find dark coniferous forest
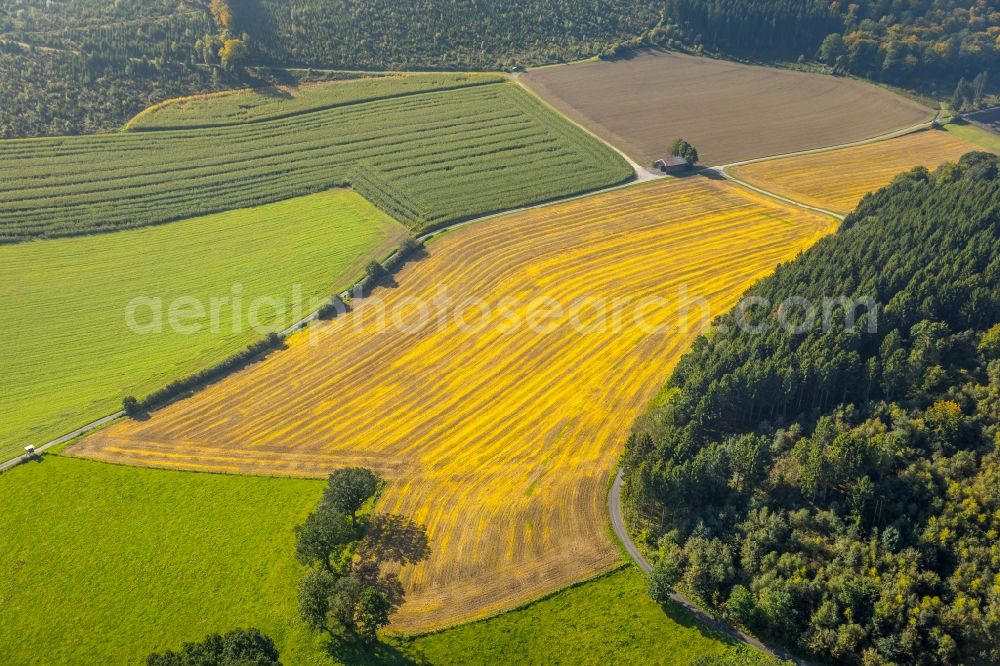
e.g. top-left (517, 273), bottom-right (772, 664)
top-left (624, 152), bottom-right (1000, 664)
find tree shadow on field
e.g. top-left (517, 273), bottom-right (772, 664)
top-left (358, 514), bottom-right (431, 566)
top-left (323, 514), bottom-right (432, 666)
top-left (654, 595), bottom-right (784, 658)
top-left (402, 246), bottom-right (429, 266)
top-left (375, 275), bottom-right (400, 290)
top-left (242, 68), bottom-right (296, 91)
top-left (255, 85), bottom-right (294, 99)
top-left (694, 167), bottom-right (726, 181)
top-left (326, 636), bottom-right (427, 666)
top-left (601, 45), bottom-right (673, 63)
top-left (364, 246), bottom-right (429, 294)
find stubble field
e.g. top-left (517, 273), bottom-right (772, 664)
top-left (71, 177), bottom-right (836, 631)
top-left (729, 129), bottom-right (988, 214)
top-left (521, 50), bottom-right (932, 166)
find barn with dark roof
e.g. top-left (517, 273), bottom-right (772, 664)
top-left (652, 156), bottom-right (691, 175)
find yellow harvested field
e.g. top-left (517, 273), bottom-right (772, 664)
top-left (71, 178), bottom-right (835, 631)
top-left (729, 129), bottom-right (986, 215)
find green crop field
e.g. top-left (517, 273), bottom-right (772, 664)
top-left (0, 456), bottom-right (755, 665)
top-left (0, 80), bottom-right (632, 241)
top-left (396, 567), bottom-right (762, 665)
top-left (126, 73), bottom-right (504, 130)
top-left (944, 121), bottom-right (1000, 154)
top-left (0, 457), bottom-right (328, 665)
top-left (0, 190), bottom-right (406, 460)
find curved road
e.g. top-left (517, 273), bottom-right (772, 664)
top-left (610, 469), bottom-right (810, 664)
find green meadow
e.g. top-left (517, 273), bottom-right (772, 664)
top-left (0, 456), bottom-right (754, 665)
top-left (943, 120), bottom-right (1000, 154)
top-left (0, 457), bottom-right (327, 665)
top-left (0, 190), bottom-right (405, 459)
top-left (399, 567), bottom-right (763, 665)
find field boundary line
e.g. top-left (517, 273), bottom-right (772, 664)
top-left (721, 111), bottom-right (941, 170)
top-left (124, 77), bottom-right (506, 132)
top-left (609, 469), bottom-right (812, 665)
top-left (509, 72), bottom-right (660, 182)
top-left (709, 112), bottom-right (946, 222)
top-left (0, 412), bottom-right (124, 474)
top-left (416, 175), bottom-right (656, 242)
top-left (1, 174), bottom-right (669, 474)
top-left (714, 169), bottom-right (845, 221)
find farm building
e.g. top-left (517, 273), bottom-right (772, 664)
top-left (653, 156), bottom-right (691, 175)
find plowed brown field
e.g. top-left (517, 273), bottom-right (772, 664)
top-left (729, 129), bottom-right (985, 214)
top-left (521, 50), bottom-right (932, 166)
top-left (71, 178), bottom-right (835, 631)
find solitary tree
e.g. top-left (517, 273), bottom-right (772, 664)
top-left (972, 71), bottom-right (989, 105)
top-left (322, 467), bottom-right (382, 527)
top-left (355, 586), bottom-right (392, 643)
top-left (122, 395), bottom-right (142, 418)
top-left (298, 567), bottom-right (337, 633)
top-left (669, 138), bottom-right (699, 166)
top-left (951, 77), bottom-right (973, 112)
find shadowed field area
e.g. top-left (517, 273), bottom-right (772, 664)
top-left (395, 567), bottom-right (772, 665)
top-left (521, 50), bottom-right (932, 166)
top-left (70, 177), bottom-right (835, 631)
